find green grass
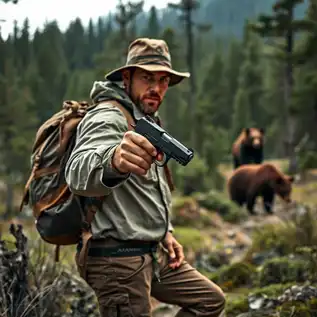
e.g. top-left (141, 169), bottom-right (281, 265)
top-left (173, 226), bottom-right (213, 252)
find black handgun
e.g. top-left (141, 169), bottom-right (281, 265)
top-left (133, 115), bottom-right (194, 167)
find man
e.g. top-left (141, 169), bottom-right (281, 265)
top-left (65, 38), bottom-right (225, 317)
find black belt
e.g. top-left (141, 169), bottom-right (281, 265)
top-left (77, 241), bottom-right (158, 257)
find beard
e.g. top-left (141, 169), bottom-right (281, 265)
top-left (135, 91), bottom-right (162, 115)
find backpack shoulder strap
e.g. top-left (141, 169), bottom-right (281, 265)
top-left (104, 100), bottom-right (135, 131)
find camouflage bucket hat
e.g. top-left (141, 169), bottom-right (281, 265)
top-left (105, 38), bottom-right (190, 86)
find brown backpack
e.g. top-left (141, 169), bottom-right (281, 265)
top-left (19, 99), bottom-right (174, 262)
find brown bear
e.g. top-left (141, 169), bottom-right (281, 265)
top-left (232, 128), bottom-right (265, 169)
top-left (227, 163), bottom-right (294, 215)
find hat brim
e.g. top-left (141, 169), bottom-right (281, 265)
top-left (105, 64), bottom-right (190, 86)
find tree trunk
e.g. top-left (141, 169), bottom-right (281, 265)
top-left (185, 6), bottom-right (196, 148)
top-left (284, 8), bottom-right (298, 174)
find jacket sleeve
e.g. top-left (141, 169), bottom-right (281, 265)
top-left (65, 103), bottom-right (130, 197)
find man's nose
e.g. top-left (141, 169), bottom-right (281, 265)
top-left (148, 82), bottom-right (160, 93)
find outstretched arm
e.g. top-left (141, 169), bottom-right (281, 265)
top-left (65, 103), bottom-right (130, 197)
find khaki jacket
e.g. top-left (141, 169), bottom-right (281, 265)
top-left (65, 80), bottom-right (173, 241)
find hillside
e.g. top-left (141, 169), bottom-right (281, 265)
top-left (133, 0), bottom-right (309, 38)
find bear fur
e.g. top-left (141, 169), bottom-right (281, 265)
top-left (227, 163), bottom-right (294, 215)
top-left (232, 128), bottom-right (265, 169)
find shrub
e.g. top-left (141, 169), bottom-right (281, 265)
top-left (209, 262), bottom-right (257, 291)
top-left (176, 154), bottom-right (209, 195)
top-left (244, 207), bottom-right (317, 261)
top-left (194, 190), bottom-right (248, 223)
top-left (173, 226), bottom-right (212, 254)
top-left (0, 223), bottom-right (99, 317)
top-left (259, 257), bottom-right (310, 287)
top-left (298, 150), bottom-right (317, 172)
top-left (171, 196), bottom-right (217, 228)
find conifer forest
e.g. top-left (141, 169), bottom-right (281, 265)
top-left (2, 0), bottom-right (317, 316)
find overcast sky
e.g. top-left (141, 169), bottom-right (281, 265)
top-left (0, 0), bottom-right (176, 39)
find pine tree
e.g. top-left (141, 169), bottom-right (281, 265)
top-left (168, 0), bottom-right (211, 147)
top-left (32, 21), bottom-right (68, 120)
top-left (14, 18), bottom-right (31, 70)
top-left (160, 27), bottom-right (187, 141)
top-left (144, 6), bottom-right (160, 38)
top-left (0, 57), bottom-right (38, 216)
top-left (96, 16), bottom-right (106, 51)
top-left (87, 18), bottom-right (97, 67)
top-left (262, 56), bottom-right (287, 157)
top-left (250, 0), bottom-right (309, 173)
top-left (93, 25), bottom-right (124, 79)
top-left (231, 28), bottom-right (264, 140)
top-left (231, 88), bottom-right (253, 142)
top-left (243, 32), bottom-right (264, 126)
top-left (208, 53), bottom-right (227, 128)
top-left (115, 0), bottom-right (144, 63)
top-left (63, 69), bottom-right (95, 101)
top-left (224, 39), bottom-right (244, 116)
top-left (292, 0), bottom-right (317, 147)
top-left (64, 18), bottom-right (88, 70)
top-left (197, 51), bottom-right (228, 142)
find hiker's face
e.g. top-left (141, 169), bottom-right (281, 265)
top-left (123, 68), bottom-right (170, 115)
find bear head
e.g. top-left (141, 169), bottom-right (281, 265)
top-left (272, 174), bottom-right (295, 203)
top-left (243, 128), bottom-right (265, 150)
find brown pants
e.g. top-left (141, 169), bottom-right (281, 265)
top-left (76, 239), bottom-right (225, 317)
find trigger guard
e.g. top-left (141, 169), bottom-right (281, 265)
top-left (154, 153), bottom-right (168, 167)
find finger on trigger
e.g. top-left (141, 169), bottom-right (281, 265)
top-left (156, 152), bottom-right (164, 161)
